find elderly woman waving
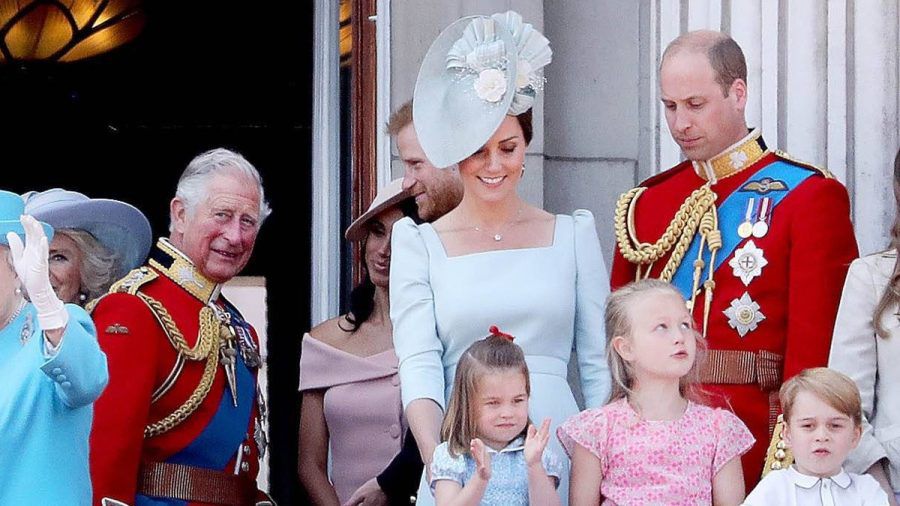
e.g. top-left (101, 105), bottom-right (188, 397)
top-left (0, 190), bottom-right (108, 505)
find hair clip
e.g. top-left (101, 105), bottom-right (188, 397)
top-left (488, 325), bottom-right (515, 342)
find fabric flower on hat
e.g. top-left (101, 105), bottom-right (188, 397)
top-left (445, 10), bottom-right (552, 115)
top-left (474, 68), bottom-right (508, 103)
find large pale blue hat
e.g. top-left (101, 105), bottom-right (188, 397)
top-left (22, 188), bottom-right (152, 272)
top-left (0, 190), bottom-right (53, 246)
top-left (413, 11), bottom-right (552, 168)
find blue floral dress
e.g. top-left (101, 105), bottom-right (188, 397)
top-left (430, 436), bottom-right (563, 504)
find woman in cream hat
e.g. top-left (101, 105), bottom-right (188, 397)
top-left (391, 11), bottom-right (610, 503)
top-left (0, 190), bottom-right (108, 504)
top-left (299, 179), bottom-right (422, 505)
top-left (23, 188), bottom-right (152, 306)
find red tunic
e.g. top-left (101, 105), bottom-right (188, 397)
top-left (89, 240), bottom-right (266, 506)
top-left (611, 147), bottom-right (858, 488)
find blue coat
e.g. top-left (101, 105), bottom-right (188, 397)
top-left (0, 303), bottom-right (108, 505)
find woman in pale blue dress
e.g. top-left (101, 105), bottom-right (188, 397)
top-left (390, 11), bottom-right (611, 503)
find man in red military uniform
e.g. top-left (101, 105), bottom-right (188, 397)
top-left (89, 148), bottom-right (274, 506)
top-left (610, 31), bottom-right (858, 489)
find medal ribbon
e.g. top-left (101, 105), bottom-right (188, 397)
top-left (670, 161), bottom-right (816, 300)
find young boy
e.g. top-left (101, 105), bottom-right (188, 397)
top-left (743, 368), bottom-right (888, 505)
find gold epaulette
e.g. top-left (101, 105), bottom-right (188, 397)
top-left (762, 414), bottom-right (794, 478)
top-left (86, 267), bottom-right (159, 314)
top-left (774, 150), bottom-right (834, 179)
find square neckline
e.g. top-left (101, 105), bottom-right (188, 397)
top-left (420, 214), bottom-right (563, 260)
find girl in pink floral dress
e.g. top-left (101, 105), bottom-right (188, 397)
top-left (557, 279), bottom-right (754, 505)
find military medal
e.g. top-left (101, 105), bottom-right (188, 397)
top-left (220, 325), bottom-right (239, 407)
top-left (724, 292), bottom-right (766, 337)
top-left (752, 197), bottom-right (771, 238)
top-left (738, 198), bottom-right (755, 238)
top-left (729, 240), bottom-right (768, 286)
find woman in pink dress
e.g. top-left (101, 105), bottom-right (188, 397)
top-left (298, 180), bottom-right (419, 505)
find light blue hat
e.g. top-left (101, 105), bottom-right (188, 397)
top-left (413, 11), bottom-right (552, 169)
top-left (0, 190), bottom-right (53, 246)
top-left (22, 189), bottom-right (152, 272)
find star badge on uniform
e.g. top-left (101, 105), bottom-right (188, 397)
top-left (724, 292), bottom-right (766, 337)
top-left (729, 240), bottom-right (768, 286)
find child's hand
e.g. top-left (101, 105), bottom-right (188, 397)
top-left (470, 438), bottom-right (492, 482)
top-left (524, 418), bottom-right (551, 467)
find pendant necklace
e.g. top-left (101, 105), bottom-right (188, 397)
top-left (474, 205), bottom-right (523, 242)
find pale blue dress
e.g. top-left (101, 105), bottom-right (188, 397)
top-left (390, 210), bottom-right (611, 504)
top-left (430, 436), bottom-right (563, 504)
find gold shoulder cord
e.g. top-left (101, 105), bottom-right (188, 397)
top-left (614, 184), bottom-right (721, 336)
top-left (141, 299), bottom-right (221, 438)
top-left (93, 268), bottom-right (223, 438)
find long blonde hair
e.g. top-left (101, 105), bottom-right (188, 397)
top-left (874, 149), bottom-right (900, 339)
top-left (441, 333), bottom-right (531, 457)
top-left (605, 279), bottom-right (707, 404)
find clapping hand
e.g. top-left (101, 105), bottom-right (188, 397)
top-left (524, 418), bottom-right (552, 467)
top-left (470, 438), bottom-right (492, 482)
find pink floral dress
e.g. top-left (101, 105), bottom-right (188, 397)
top-left (557, 398), bottom-right (754, 505)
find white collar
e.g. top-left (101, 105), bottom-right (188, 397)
top-left (789, 465), bottom-right (852, 490)
top-left (486, 435), bottom-right (526, 454)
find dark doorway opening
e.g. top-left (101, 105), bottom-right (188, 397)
top-left (0, 1), bottom-right (312, 503)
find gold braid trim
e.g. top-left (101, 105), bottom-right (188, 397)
top-left (137, 294), bottom-right (221, 438)
top-left (614, 184), bottom-right (718, 281)
top-left (144, 340), bottom-right (219, 438)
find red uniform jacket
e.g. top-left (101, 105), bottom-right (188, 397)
top-left (611, 140), bottom-right (858, 488)
top-left (90, 239), bottom-right (266, 506)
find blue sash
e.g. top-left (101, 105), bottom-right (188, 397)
top-left (670, 161), bottom-right (815, 299)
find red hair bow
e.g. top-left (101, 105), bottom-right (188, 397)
top-left (488, 325), bottom-right (515, 342)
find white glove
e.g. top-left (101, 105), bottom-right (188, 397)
top-left (6, 215), bottom-right (68, 331)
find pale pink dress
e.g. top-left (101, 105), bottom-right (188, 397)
top-left (557, 398), bottom-right (754, 506)
top-left (298, 334), bottom-right (407, 503)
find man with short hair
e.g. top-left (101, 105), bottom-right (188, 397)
top-left (611, 31), bottom-right (858, 487)
top-left (90, 148), bottom-right (274, 505)
top-left (387, 101), bottom-right (463, 222)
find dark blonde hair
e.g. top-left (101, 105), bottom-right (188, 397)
top-left (605, 279), bottom-right (706, 404)
top-left (441, 333), bottom-right (530, 457)
top-left (780, 367), bottom-right (862, 427)
top-left (386, 100), bottom-right (413, 137)
top-left (57, 229), bottom-right (122, 303)
top-left (874, 148), bottom-right (900, 339)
